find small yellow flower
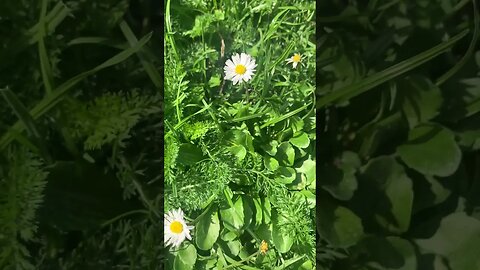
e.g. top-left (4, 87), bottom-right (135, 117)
top-left (260, 240), bottom-right (268, 255)
top-left (286, 53), bottom-right (302, 68)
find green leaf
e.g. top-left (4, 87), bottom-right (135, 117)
top-left (223, 129), bottom-right (254, 151)
top-left (296, 158), bottom-right (316, 186)
top-left (228, 145), bottom-right (247, 161)
top-left (320, 151), bottom-right (360, 201)
top-left (261, 140), bottom-right (278, 156)
top-left (262, 197), bottom-right (272, 224)
top-left (174, 244), bottom-right (197, 270)
top-left (272, 210), bottom-right (294, 253)
top-left (385, 237), bottom-right (417, 270)
top-left (177, 143), bottom-right (204, 165)
top-left (220, 196), bottom-right (244, 232)
top-left (397, 124), bottom-right (461, 177)
top-left (252, 198), bottom-right (263, 228)
top-left (361, 156), bottom-right (414, 233)
top-left (220, 230), bottom-right (237, 241)
top-left (415, 212), bottom-right (480, 270)
top-left (195, 207), bottom-right (220, 251)
top-left (412, 175), bottom-right (451, 213)
top-left (264, 156), bottom-right (280, 171)
top-left (318, 200), bottom-right (364, 248)
top-left (275, 166), bottom-right (296, 184)
top-left (208, 75), bottom-right (221, 88)
top-left (289, 132), bottom-right (310, 148)
top-left (275, 142), bottom-right (295, 166)
top-left (226, 240), bottom-right (241, 256)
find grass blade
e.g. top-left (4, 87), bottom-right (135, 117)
top-left (0, 88), bottom-right (51, 162)
top-left (119, 20), bottom-right (162, 89)
top-left (436, 0), bottom-right (479, 86)
top-left (260, 102), bottom-right (312, 129)
top-left (316, 28), bottom-right (469, 109)
top-left (38, 0), bottom-right (54, 95)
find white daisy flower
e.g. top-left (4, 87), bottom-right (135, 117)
top-left (286, 53), bottom-right (302, 68)
top-left (164, 208), bottom-right (193, 248)
top-left (224, 53), bottom-right (257, 85)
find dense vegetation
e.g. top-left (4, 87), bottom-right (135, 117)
top-left (164, 0), bottom-right (316, 269)
top-left (318, 0), bottom-right (480, 269)
top-left (0, 0), bottom-right (163, 269)
top-left (3, 0), bottom-right (480, 269)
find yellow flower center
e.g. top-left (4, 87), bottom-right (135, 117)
top-left (292, 54), bottom-right (301, 63)
top-left (170, 221), bottom-right (184, 234)
top-left (235, 64), bottom-right (247, 75)
top-left (260, 240), bottom-right (268, 255)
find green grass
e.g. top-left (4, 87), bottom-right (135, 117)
top-left (164, 0), bottom-right (315, 269)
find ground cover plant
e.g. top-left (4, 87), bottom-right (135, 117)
top-left (164, 0), bottom-right (316, 269)
top-left (0, 0), bottom-right (163, 268)
top-left (318, 0), bottom-right (480, 269)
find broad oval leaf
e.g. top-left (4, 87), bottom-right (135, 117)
top-left (264, 156), bottom-right (280, 171)
top-left (415, 212), bottom-right (480, 270)
top-left (228, 145), bottom-right (247, 161)
top-left (360, 156), bottom-right (414, 233)
top-left (275, 142), bottom-right (295, 166)
top-left (272, 210), bottom-right (294, 253)
top-left (318, 194), bottom-right (364, 248)
top-left (219, 196), bottom-right (244, 232)
top-left (397, 124), bottom-right (461, 177)
top-left (275, 166), bottom-right (296, 184)
top-left (174, 243), bottom-right (197, 270)
top-left (195, 207), bottom-right (220, 251)
top-left (289, 132), bottom-right (310, 148)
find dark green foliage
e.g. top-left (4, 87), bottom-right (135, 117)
top-left (0, 0), bottom-right (162, 268)
top-left (0, 147), bottom-right (48, 270)
top-left (318, 0), bottom-right (480, 269)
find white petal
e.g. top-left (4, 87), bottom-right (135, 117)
top-left (177, 234), bottom-right (186, 247)
top-left (240, 53), bottom-right (247, 65)
top-left (232, 54), bottom-right (240, 65)
top-left (225, 59), bottom-right (235, 69)
top-left (165, 236), bottom-right (175, 247)
top-left (293, 62), bottom-right (298, 68)
top-left (225, 71), bottom-right (235, 80)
